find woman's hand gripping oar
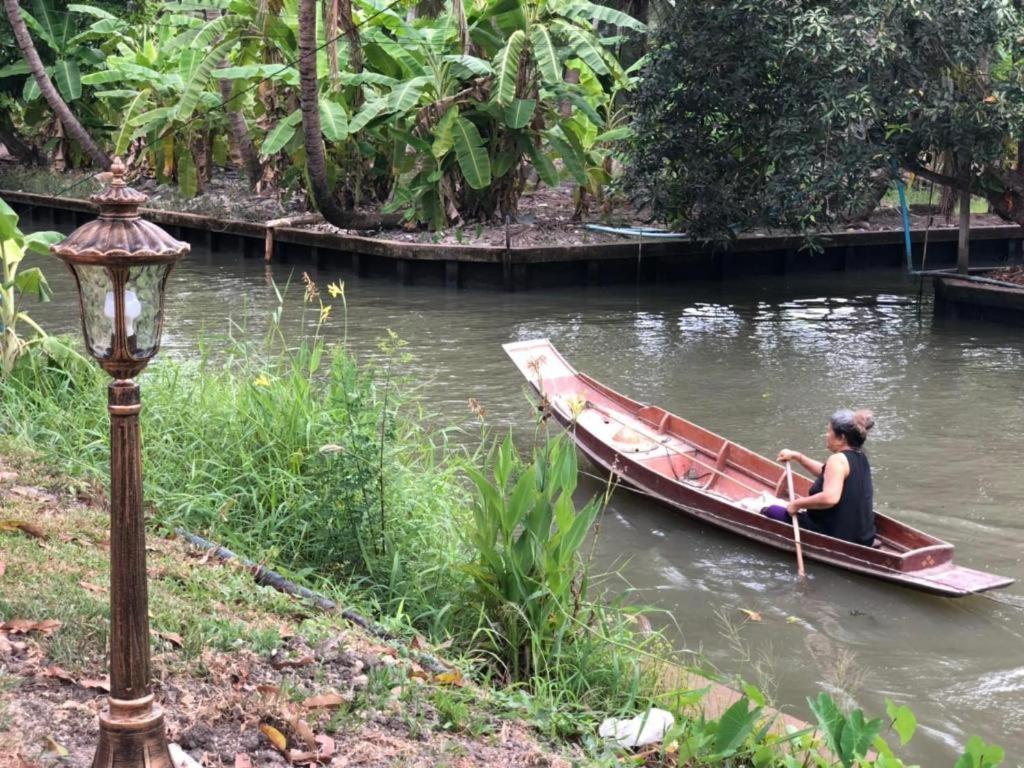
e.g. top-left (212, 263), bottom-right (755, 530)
top-left (785, 462), bottom-right (806, 578)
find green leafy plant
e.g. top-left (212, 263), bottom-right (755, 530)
top-left (808, 692), bottom-right (883, 768)
top-left (6, 0), bottom-right (641, 226)
top-left (463, 432), bottom-right (603, 683)
top-left (0, 197), bottom-right (61, 376)
top-left (954, 736), bottom-right (1005, 768)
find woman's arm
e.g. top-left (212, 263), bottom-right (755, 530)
top-left (788, 453), bottom-right (849, 514)
top-left (777, 449), bottom-right (824, 477)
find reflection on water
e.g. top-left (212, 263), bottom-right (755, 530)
top-left (21, 242), bottom-right (1024, 765)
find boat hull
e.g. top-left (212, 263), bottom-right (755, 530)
top-left (504, 339), bottom-right (1014, 597)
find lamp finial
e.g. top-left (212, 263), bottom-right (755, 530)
top-left (110, 156), bottom-right (127, 187)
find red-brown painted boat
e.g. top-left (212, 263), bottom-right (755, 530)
top-left (504, 339), bottom-right (1014, 597)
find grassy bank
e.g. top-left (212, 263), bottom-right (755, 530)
top-left (0, 450), bottom-right (572, 767)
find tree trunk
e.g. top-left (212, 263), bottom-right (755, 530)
top-left (843, 168), bottom-right (889, 222)
top-left (453, 0), bottom-right (469, 54)
top-left (338, 0), bottom-right (362, 73)
top-left (3, 0), bottom-right (109, 169)
top-left (206, 8), bottom-right (262, 188)
top-left (325, 0), bottom-right (340, 86)
top-left (0, 117), bottom-right (44, 165)
top-left (298, 0), bottom-right (350, 225)
top-left (218, 71), bottom-right (262, 187)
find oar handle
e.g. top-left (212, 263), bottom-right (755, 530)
top-left (785, 462), bottom-right (806, 578)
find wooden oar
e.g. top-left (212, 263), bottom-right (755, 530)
top-left (785, 462), bottom-right (806, 578)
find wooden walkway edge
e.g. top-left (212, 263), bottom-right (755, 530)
top-left (6, 188), bottom-right (1023, 290)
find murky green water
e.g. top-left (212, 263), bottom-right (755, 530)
top-left (23, 239), bottom-right (1024, 765)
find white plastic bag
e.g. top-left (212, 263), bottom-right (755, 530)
top-left (598, 707), bottom-right (675, 748)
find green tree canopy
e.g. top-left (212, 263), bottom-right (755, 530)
top-left (625, 0), bottom-right (1024, 238)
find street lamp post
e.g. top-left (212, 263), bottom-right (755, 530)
top-left (51, 157), bottom-right (190, 768)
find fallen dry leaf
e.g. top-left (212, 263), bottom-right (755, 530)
top-left (154, 630), bottom-right (184, 648)
top-left (315, 735), bottom-right (335, 758)
top-left (0, 619), bottom-right (61, 636)
top-left (290, 717), bottom-right (317, 752)
top-left (0, 470), bottom-right (19, 482)
top-left (234, 756), bottom-right (253, 768)
top-left (43, 737), bottom-right (68, 758)
top-left (432, 670), bottom-right (465, 687)
top-left (0, 519), bottom-right (47, 540)
top-left (168, 743), bottom-right (202, 768)
top-left (287, 749), bottom-right (319, 765)
top-left (0, 635), bottom-right (14, 655)
top-left (79, 676), bottom-right (111, 692)
top-left (738, 608), bottom-right (763, 622)
top-left (269, 653), bottom-right (314, 670)
top-left (302, 693), bottom-right (347, 710)
top-left (41, 666), bottom-right (76, 684)
top-left (256, 684), bottom-right (281, 697)
top-left (9, 487), bottom-right (57, 502)
top-left (259, 724), bottom-right (287, 753)
top-left (0, 561), bottom-right (5, 578)
top-left (79, 581), bottom-right (105, 595)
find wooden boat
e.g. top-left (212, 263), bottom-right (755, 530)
top-left (504, 339), bottom-right (1014, 597)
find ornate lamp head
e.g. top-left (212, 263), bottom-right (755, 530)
top-left (51, 158), bottom-right (190, 379)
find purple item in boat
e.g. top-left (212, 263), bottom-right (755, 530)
top-left (761, 504), bottom-right (790, 522)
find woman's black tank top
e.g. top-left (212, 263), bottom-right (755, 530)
top-left (803, 449), bottom-right (876, 546)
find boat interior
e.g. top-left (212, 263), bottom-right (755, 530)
top-left (564, 373), bottom-right (944, 558)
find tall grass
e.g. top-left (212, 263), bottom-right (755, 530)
top-left (0, 316), bottom-right (472, 632)
top-left (0, 302), bottom-right (664, 729)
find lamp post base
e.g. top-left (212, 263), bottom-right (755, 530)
top-left (92, 696), bottom-right (174, 768)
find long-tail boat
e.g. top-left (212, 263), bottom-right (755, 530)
top-left (504, 339), bottom-right (1014, 597)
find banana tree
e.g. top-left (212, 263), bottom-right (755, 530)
top-left (454, 0), bottom-right (644, 220)
top-left (79, 7), bottom-right (245, 196)
top-left (370, 0), bottom-right (643, 225)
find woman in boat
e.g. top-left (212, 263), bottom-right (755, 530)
top-left (772, 409), bottom-right (877, 546)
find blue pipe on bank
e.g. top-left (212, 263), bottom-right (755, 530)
top-left (891, 158), bottom-right (914, 273)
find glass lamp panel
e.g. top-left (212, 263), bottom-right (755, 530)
top-left (71, 265), bottom-right (115, 359)
top-left (125, 264), bottom-right (171, 359)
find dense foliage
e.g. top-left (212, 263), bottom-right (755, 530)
top-left (625, 0), bottom-right (1024, 237)
top-left (0, 0), bottom-right (642, 227)
top-left (0, 197), bottom-right (80, 375)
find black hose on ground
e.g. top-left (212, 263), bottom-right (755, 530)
top-left (173, 528), bottom-right (450, 673)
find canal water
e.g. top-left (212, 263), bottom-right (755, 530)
top-left (23, 241), bottom-right (1024, 765)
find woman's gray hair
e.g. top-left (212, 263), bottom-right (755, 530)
top-left (830, 408), bottom-right (875, 448)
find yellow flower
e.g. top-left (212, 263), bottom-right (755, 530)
top-left (319, 304), bottom-right (332, 323)
top-left (254, 374), bottom-right (271, 388)
top-left (567, 393), bottom-right (587, 421)
top-left (327, 281), bottom-right (345, 298)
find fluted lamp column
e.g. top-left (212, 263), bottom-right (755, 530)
top-left (50, 157), bottom-right (190, 768)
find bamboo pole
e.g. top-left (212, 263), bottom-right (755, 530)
top-left (786, 462), bottom-right (806, 578)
